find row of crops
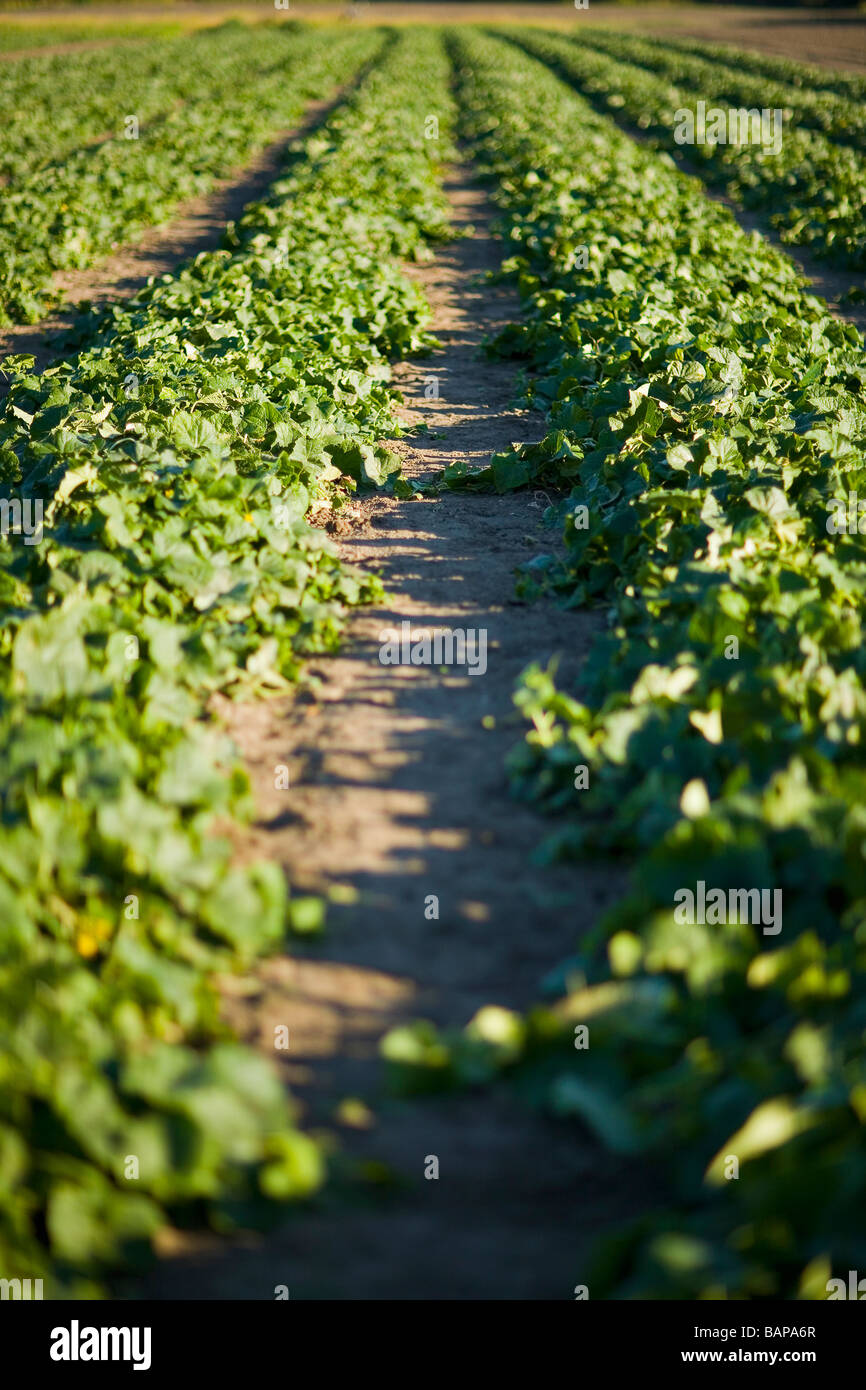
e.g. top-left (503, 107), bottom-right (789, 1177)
top-left (2, 17), bottom-right (865, 1298)
top-left (0, 20), bottom-right (356, 323)
top-left (4, 15), bottom-right (864, 326)
top-left (398, 28), bottom-right (866, 1298)
top-left (504, 26), bottom-right (866, 271)
top-left (628, 30), bottom-right (866, 105)
top-left (569, 26), bottom-right (866, 148)
top-left (0, 17), bottom-right (183, 53)
top-left (0, 25), bottom-right (454, 1294)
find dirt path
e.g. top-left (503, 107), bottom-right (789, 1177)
top-left (128, 168), bottom-right (652, 1301)
top-left (127, 130), bottom-right (865, 1305)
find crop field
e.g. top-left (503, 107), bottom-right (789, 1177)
top-left (1, 3), bottom-right (866, 1336)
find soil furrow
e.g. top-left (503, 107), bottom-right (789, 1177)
top-left (130, 165), bottom-right (650, 1302)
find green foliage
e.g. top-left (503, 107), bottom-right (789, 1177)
top-left (508, 26), bottom-right (866, 272)
top-left (0, 18), bottom-right (183, 51)
top-left (0, 22), bottom-right (368, 324)
top-left (573, 27), bottom-right (866, 152)
top-left (0, 26), bottom-right (455, 1291)
top-left (634, 30), bottom-right (866, 107)
top-left (424, 27), bottom-right (866, 1300)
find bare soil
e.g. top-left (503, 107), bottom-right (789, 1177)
top-left (326, 3), bottom-right (866, 72)
top-left (595, 4), bottom-right (866, 72)
top-left (129, 170), bottom-right (651, 1301)
top-left (3, 6), bottom-right (864, 72)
